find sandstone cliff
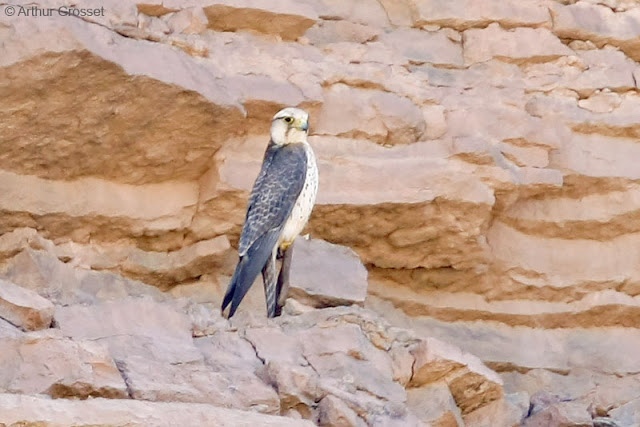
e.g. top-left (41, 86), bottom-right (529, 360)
top-left (1, 0), bottom-right (639, 426)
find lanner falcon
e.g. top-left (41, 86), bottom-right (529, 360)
top-left (221, 107), bottom-right (319, 318)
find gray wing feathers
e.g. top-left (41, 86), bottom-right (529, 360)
top-left (238, 143), bottom-right (308, 256)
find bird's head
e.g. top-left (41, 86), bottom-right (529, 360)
top-left (270, 107), bottom-right (310, 146)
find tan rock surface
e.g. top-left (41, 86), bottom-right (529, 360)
top-left (463, 24), bottom-right (573, 65)
top-left (378, 28), bottom-right (464, 67)
top-left (0, 239), bottom-right (505, 423)
top-left (55, 297), bottom-right (200, 363)
top-left (0, 393), bottom-right (312, 427)
top-left (406, 382), bottom-right (464, 426)
top-left (610, 398), bottom-right (640, 427)
top-left (202, 1), bottom-right (317, 41)
top-left (551, 2), bottom-right (640, 61)
top-left (408, 0), bottom-right (551, 30)
top-left (317, 394), bottom-right (363, 427)
top-left (409, 337), bottom-right (503, 414)
top-left (0, 331), bottom-right (127, 399)
top-left (314, 83), bottom-right (426, 145)
top-left (0, 227), bottom-right (53, 260)
top-left (464, 392), bottom-right (529, 427)
top-left (119, 236), bottom-right (233, 289)
top-left (0, 278), bottom-right (53, 331)
top-left (1, 248), bottom-right (166, 305)
top-left (118, 355), bottom-right (281, 412)
top-left (523, 399), bottom-right (593, 427)
top-left (0, 48), bottom-right (243, 183)
top-left (287, 237), bottom-right (368, 308)
top-left (1, 0), bottom-right (640, 424)
top-left (245, 305), bottom-right (501, 424)
top-left (0, 317), bottom-right (23, 339)
top-left (0, 170), bottom-right (198, 248)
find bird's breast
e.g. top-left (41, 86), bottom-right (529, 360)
top-left (279, 144), bottom-right (318, 247)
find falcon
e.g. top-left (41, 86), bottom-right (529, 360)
top-left (221, 107), bottom-right (318, 318)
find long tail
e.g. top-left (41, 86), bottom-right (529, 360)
top-left (274, 245), bottom-right (294, 317)
top-left (261, 249), bottom-right (278, 318)
top-left (221, 230), bottom-right (280, 318)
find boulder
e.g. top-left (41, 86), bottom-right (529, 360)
top-left (0, 278), bottom-right (53, 331)
top-left (287, 237), bottom-right (368, 309)
top-left (0, 331), bottom-right (127, 399)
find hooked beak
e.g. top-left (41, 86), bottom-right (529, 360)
top-left (300, 120), bottom-right (309, 132)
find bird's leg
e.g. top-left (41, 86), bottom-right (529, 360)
top-left (275, 245), bottom-right (294, 317)
top-left (261, 248), bottom-right (278, 318)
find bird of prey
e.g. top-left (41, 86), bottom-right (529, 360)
top-left (221, 107), bottom-right (318, 318)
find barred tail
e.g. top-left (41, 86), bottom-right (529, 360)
top-left (221, 230), bottom-right (280, 318)
top-left (261, 249), bottom-right (278, 318)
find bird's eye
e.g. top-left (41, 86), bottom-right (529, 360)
top-left (284, 117), bottom-right (293, 123)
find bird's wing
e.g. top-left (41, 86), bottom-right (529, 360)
top-left (221, 142), bottom-right (308, 318)
top-left (238, 142), bottom-right (308, 257)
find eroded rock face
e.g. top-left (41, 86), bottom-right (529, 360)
top-left (1, 0), bottom-right (639, 424)
top-left (0, 393), bottom-right (311, 427)
top-left (0, 247), bottom-right (503, 424)
top-left (0, 278), bottom-right (53, 331)
top-left (0, 331), bottom-right (128, 399)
